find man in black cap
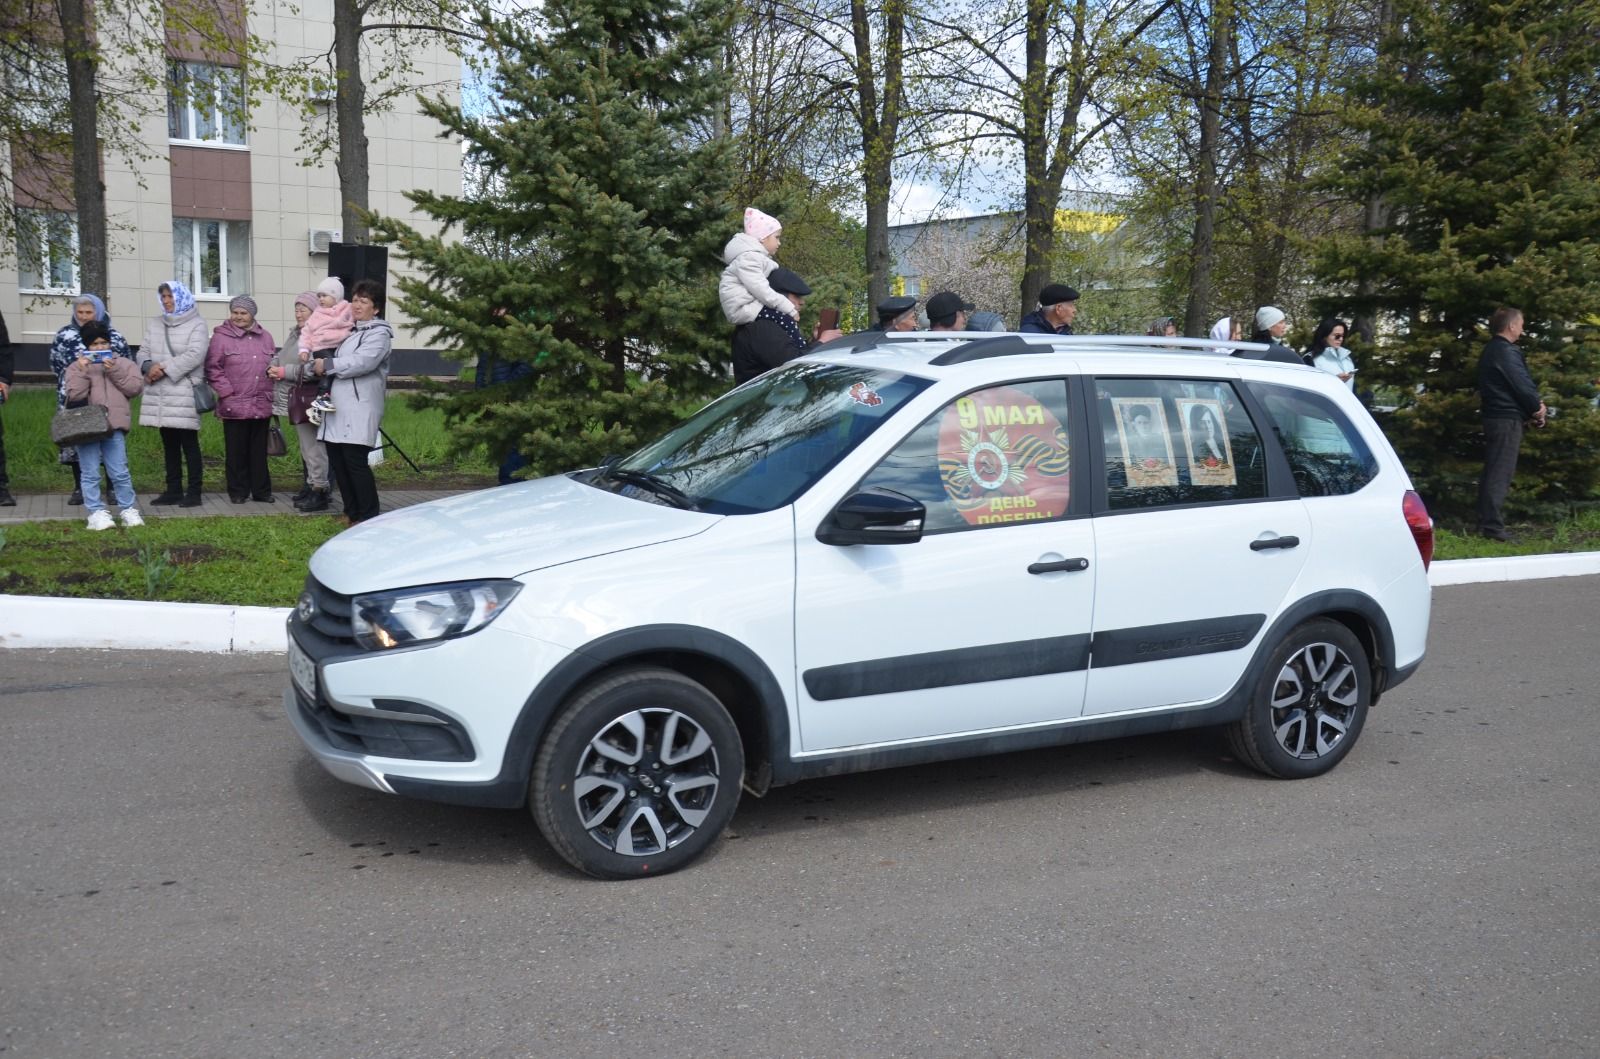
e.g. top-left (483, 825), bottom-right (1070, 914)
top-left (874, 295), bottom-right (919, 332)
top-left (731, 267), bottom-right (843, 384)
top-left (1020, 283), bottom-right (1079, 335)
top-left (926, 291), bottom-right (974, 332)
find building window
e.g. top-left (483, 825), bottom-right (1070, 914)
top-left (167, 61), bottom-right (247, 146)
top-left (173, 218), bottom-right (250, 296)
top-left (16, 208), bottom-right (79, 292)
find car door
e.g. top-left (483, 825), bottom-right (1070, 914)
top-left (791, 377), bottom-right (1096, 752)
top-left (1083, 375), bottom-right (1310, 715)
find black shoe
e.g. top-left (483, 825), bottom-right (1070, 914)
top-left (0, 488), bottom-right (14, 507)
top-left (290, 483), bottom-right (312, 503)
top-left (230, 494), bottom-right (249, 504)
top-left (1477, 528), bottom-right (1513, 542)
top-left (253, 494), bottom-right (276, 503)
top-left (151, 491), bottom-right (183, 506)
top-left (68, 487), bottom-right (83, 506)
top-left (179, 493), bottom-right (203, 508)
top-left (295, 488), bottom-right (332, 513)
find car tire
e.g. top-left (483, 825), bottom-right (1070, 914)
top-left (1228, 618), bottom-right (1370, 779)
top-left (530, 666), bottom-right (744, 879)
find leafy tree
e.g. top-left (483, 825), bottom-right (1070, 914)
top-left (370, 0), bottom-right (736, 476)
top-left (1314, 0), bottom-right (1600, 519)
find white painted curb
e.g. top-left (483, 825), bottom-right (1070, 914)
top-left (1427, 550), bottom-right (1600, 586)
top-left (1, 551), bottom-right (1596, 653)
top-left (0, 594), bottom-right (290, 653)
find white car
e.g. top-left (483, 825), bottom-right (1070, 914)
top-left (285, 334), bottom-right (1433, 878)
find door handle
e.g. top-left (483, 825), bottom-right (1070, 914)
top-left (1250, 535), bottom-right (1301, 551)
top-left (1028, 557), bottom-right (1090, 574)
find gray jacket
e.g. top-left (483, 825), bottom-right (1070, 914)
top-left (316, 318), bottom-right (393, 447)
top-left (137, 307), bottom-right (210, 431)
top-left (271, 325), bottom-right (308, 416)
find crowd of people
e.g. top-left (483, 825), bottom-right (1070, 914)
top-left (6, 278), bottom-right (393, 530)
top-left (0, 209), bottom-right (1549, 543)
top-left (718, 207), bottom-right (1367, 389)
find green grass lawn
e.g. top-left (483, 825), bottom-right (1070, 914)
top-left (1432, 507), bottom-right (1600, 559)
top-left (1, 386), bottom-right (496, 493)
top-left (0, 516), bottom-right (343, 607)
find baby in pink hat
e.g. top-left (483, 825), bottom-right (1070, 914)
top-left (719, 207), bottom-right (799, 325)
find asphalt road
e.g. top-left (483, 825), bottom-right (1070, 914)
top-left (2, 576), bottom-right (1597, 1059)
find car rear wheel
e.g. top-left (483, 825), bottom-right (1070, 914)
top-left (530, 667), bottom-right (744, 879)
top-left (1229, 618), bottom-right (1370, 779)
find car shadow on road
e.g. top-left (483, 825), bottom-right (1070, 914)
top-left (726, 728), bottom-right (1254, 839)
top-left (289, 756), bottom-right (578, 876)
top-left (286, 728), bottom-right (1257, 877)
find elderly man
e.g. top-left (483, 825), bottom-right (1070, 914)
top-left (874, 295), bottom-right (919, 332)
top-left (926, 291), bottom-right (974, 332)
top-left (1475, 306), bottom-right (1545, 541)
top-left (731, 268), bottom-right (843, 384)
top-left (1019, 284), bottom-right (1079, 335)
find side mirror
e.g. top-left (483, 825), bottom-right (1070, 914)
top-left (816, 488), bottom-right (925, 546)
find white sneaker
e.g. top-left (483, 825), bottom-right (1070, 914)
top-left (86, 509), bottom-right (115, 531)
top-left (307, 394), bottom-right (335, 426)
top-left (120, 508), bottom-right (145, 527)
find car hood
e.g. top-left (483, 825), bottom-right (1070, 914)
top-left (309, 474), bottom-right (722, 595)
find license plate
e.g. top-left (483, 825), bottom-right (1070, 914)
top-left (288, 638), bottom-right (318, 700)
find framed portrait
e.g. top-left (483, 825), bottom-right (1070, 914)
top-left (1176, 398), bottom-right (1236, 486)
top-left (1110, 397), bottom-right (1178, 488)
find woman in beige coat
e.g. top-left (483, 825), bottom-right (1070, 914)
top-left (138, 281), bottom-right (209, 505)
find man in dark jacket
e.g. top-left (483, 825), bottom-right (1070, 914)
top-left (732, 268), bottom-right (842, 384)
top-left (0, 309), bottom-right (14, 505)
top-left (1019, 284), bottom-right (1079, 334)
top-left (1476, 306), bottom-right (1545, 541)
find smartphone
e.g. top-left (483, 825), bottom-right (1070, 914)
top-left (817, 308), bottom-right (840, 331)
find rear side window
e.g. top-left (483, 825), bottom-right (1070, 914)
top-left (1246, 381), bottom-right (1379, 496)
top-left (1096, 378), bottom-right (1268, 510)
top-left (857, 379), bottom-right (1073, 534)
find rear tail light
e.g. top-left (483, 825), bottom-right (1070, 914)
top-left (1403, 490), bottom-right (1433, 569)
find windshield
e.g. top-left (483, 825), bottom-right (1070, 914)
top-left (604, 362), bottom-right (932, 514)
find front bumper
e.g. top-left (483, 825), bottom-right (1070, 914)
top-left (283, 613), bottom-right (575, 796)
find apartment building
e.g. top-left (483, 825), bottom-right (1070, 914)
top-left (4, 0), bottom-right (460, 372)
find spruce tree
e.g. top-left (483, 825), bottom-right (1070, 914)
top-left (370, 0), bottom-right (735, 475)
top-left (1313, 0), bottom-right (1600, 521)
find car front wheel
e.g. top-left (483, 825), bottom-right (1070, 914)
top-left (530, 667), bottom-right (744, 879)
top-left (1229, 618), bottom-right (1370, 779)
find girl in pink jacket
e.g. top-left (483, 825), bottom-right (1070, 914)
top-left (298, 277), bottom-right (355, 356)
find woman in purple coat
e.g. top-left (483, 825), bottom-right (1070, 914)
top-left (205, 295), bottom-right (278, 502)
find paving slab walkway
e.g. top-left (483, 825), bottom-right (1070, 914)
top-left (0, 487), bottom-right (473, 526)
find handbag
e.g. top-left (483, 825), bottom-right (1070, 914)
top-left (193, 380), bottom-right (219, 414)
top-left (286, 377), bottom-right (318, 425)
top-left (266, 416), bottom-right (288, 457)
top-left (51, 404), bottom-right (114, 447)
top-left (163, 326), bottom-right (218, 414)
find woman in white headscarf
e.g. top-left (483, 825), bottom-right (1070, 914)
top-left (139, 281), bottom-right (209, 505)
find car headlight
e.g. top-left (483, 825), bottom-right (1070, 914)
top-left (350, 580), bottom-right (522, 651)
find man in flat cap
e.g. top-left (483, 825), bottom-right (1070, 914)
top-left (874, 295), bottom-right (919, 332)
top-left (731, 267), bottom-right (843, 384)
top-left (1020, 283), bottom-right (1079, 335)
top-left (926, 291), bottom-right (974, 332)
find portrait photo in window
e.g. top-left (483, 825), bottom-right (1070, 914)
top-left (1176, 398), bottom-right (1236, 487)
top-left (1110, 396), bottom-right (1177, 488)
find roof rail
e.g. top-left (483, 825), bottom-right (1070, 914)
top-left (808, 331), bottom-right (966, 355)
top-left (930, 334), bottom-right (1269, 366)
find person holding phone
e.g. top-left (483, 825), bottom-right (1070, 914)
top-left (1309, 317), bottom-right (1357, 388)
top-left (731, 268), bottom-right (843, 385)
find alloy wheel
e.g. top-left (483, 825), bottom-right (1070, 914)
top-left (1269, 641), bottom-right (1361, 760)
top-left (572, 708), bottom-right (722, 857)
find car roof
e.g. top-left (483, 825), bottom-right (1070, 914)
top-left (800, 332), bottom-right (1316, 381)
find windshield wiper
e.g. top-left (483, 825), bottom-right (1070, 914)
top-left (605, 466), bottom-right (698, 510)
